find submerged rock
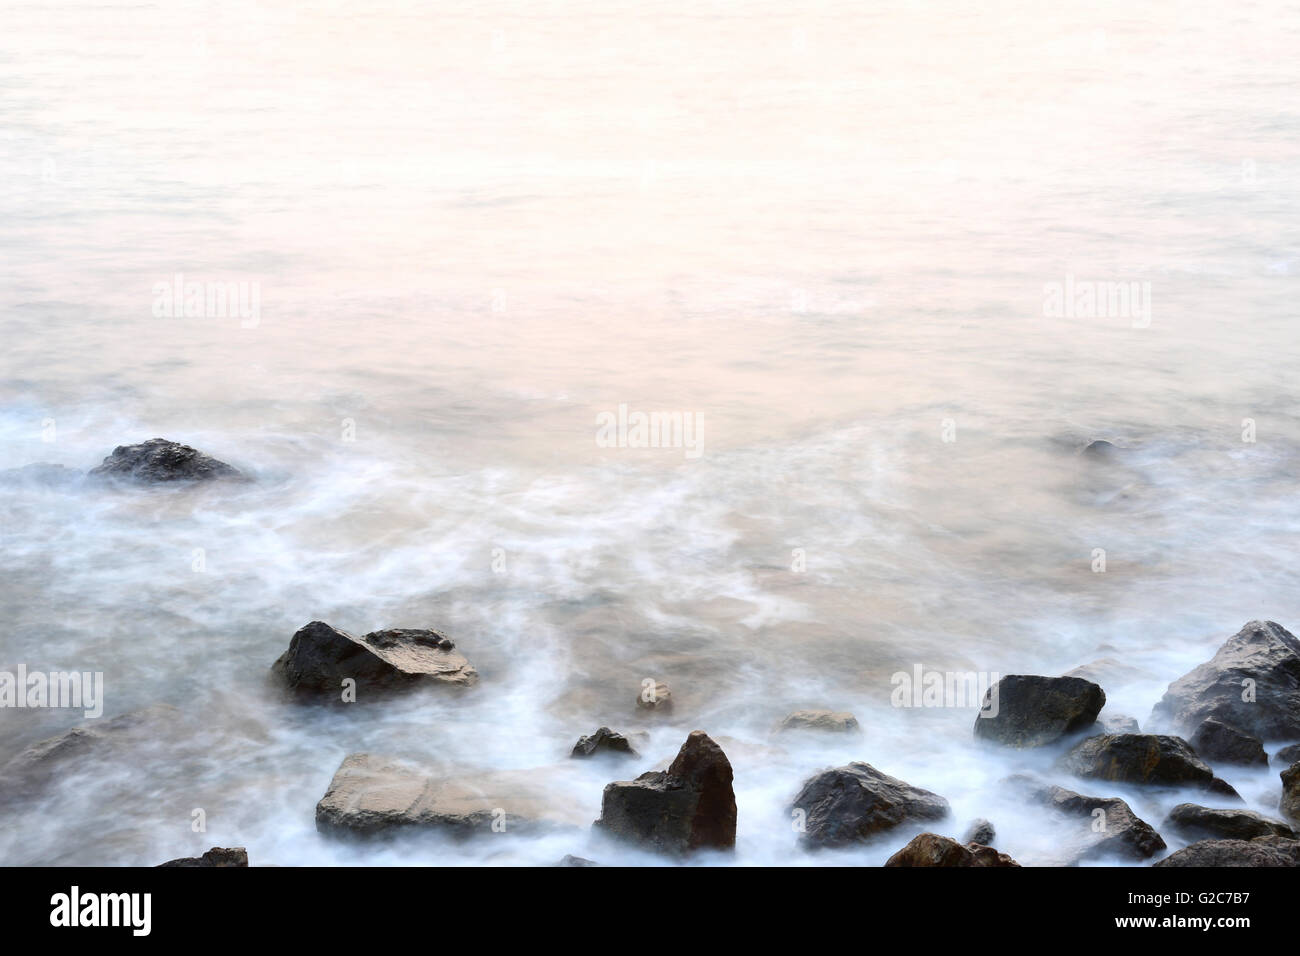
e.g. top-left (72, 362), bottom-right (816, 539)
top-left (973, 675), bottom-right (1105, 748)
top-left (570, 727), bottom-right (639, 759)
top-left (1161, 804), bottom-right (1294, 842)
top-left (1154, 836), bottom-right (1300, 867)
top-left (884, 832), bottom-right (1019, 867)
top-left (1100, 713), bottom-right (1141, 734)
top-left (1273, 743), bottom-right (1300, 767)
top-left (790, 762), bottom-right (950, 849)
top-left (1060, 734), bottom-right (1240, 799)
top-left (158, 847), bottom-right (249, 867)
top-left (594, 731), bottom-right (736, 855)
top-left (777, 710), bottom-right (860, 734)
top-left (635, 680), bottom-right (673, 714)
top-left (962, 818), bottom-right (996, 846)
top-left (1189, 717), bottom-right (1267, 766)
top-left (556, 855), bottom-right (600, 867)
top-left (1282, 762), bottom-right (1300, 825)
top-left (87, 438), bottom-right (244, 483)
top-left (1150, 620), bottom-right (1300, 740)
top-left (1010, 777), bottom-right (1166, 862)
top-left (272, 621), bottom-right (477, 699)
top-left (0, 462), bottom-right (83, 488)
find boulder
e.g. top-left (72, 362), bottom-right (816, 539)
top-left (777, 710), bottom-right (860, 734)
top-left (87, 438), bottom-right (244, 483)
top-left (1150, 620), bottom-right (1300, 739)
top-left (962, 818), bottom-right (996, 846)
top-left (570, 727), bottom-right (639, 759)
top-left (157, 847), bottom-right (248, 867)
top-left (1060, 734), bottom-right (1240, 799)
top-left (1101, 713), bottom-right (1141, 734)
top-left (1189, 717), bottom-right (1267, 766)
top-left (272, 621), bottom-right (477, 698)
top-left (594, 731), bottom-right (735, 854)
top-left (1282, 762), bottom-right (1300, 825)
top-left (790, 762), bottom-right (950, 849)
top-left (1273, 743), bottom-right (1300, 767)
top-left (1154, 836), bottom-right (1300, 867)
top-left (884, 833), bottom-right (1019, 867)
top-left (635, 680), bottom-right (672, 714)
top-left (973, 675), bottom-right (1105, 748)
top-left (1161, 804), bottom-right (1294, 842)
top-left (1010, 778), bottom-right (1166, 862)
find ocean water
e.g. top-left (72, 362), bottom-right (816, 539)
top-left (1, 0), bottom-right (1298, 865)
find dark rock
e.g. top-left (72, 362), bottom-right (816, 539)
top-left (1273, 743), bottom-right (1300, 767)
top-left (962, 818), bottom-right (996, 846)
top-left (884, 832), bottom-right (1019, 867)
top-left (158, 847), bottom-right (248, 867)
top-left (594, 731), bottom-right (736, 855)
top-left (1010, 777), bottom-right (1166, 862)
top-left (1101, 713), bottom-right (1141, 734)
top-left (1161, 803), bottom-right (1294, 842)
top-left (87, 438), bottom-right (244, 483)
top-left (272, 621), bottom-right (477, 699)
top-left (1060, 734), bottom-right (1241, 799)
top-left (973, 675), bottom-right (1105, 748)
top-left (635, 680), bottom-right (672, 713)
top-left (1189, 718), bottom-right (1267, 766)
top-left (1282, 762), bottom-right (1300, 825)
top-left (790, 762), bottom-right (950, 849)
top-left (1154, 836), bottom-right (1300, 867)
top-left (570, 727), bottom-right (639, 759)
top-left (777, 710), bottom-right (860, 734)
top-left (1151, 620), bottom-right (1300, 740)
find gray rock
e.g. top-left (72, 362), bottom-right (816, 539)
top-left (884, 832), bottom-right (1019, 867)
top-left (777, 710), bottom-right (860, 734)
top-left (1282, 762), bottom-right (1300, 825)
top-left (1009, 777), bottom-right (1166, 862)
top-left (1189, 717), bottom-right (1267, 766)
top-left (1273, 743), bottom-right (1300, 767)
top-left (1101, 713), bottom-right (1141, 734)
top-left (87, 438), bottom-right (244, 483)
top-left (158, 847), bottom-right (248, 867)
top-left (1161, 803), bottom-right (1294, 842)
top-left (1150, 620), bottom-right (1300, 740)
top-left (594, 731), bottom-right (736, 855)
top-left (1060, 734), bottom-right (1241, 799)
top-left (1154, 836), bottom-right (1300, 867)
top-left (962, 818), bottom-right (996, 846)
top-left (1082, 439), bottom-right (1119, 458)
top-left (272, 621), bottom-right (477, 699)
top-left (790, 762), bottom-right (950, 849)
top-left (556, 855), bottom-right (600, 867)
top-left (973, 675), bottom-right (1105, 748)
top-left (570, 727), bottom-right (638, 759)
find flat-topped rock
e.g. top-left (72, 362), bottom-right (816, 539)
top-left (158, 847), bottom-right (248, 867)
top-left (88, 438), bottom-right (244, 483)
top-left (1161, 803), bottom-right (1294, 842)
top-left (1060, 734), bottom-right (1240, 799)
top-left (777, 710), bottom-right (860, 734)
top-left (1154, 836), bottom-right (1300, 867)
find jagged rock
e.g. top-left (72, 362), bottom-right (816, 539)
top-left (635, 680), bottom-right (672, 713)
top-left (1101, 713), bottom-right (1141, 734)
top-left (1151, 620), bottom-right (1300, 739)
top-left (1060, 734), bottom-right (1240, 799)
top-left (962, 818), bottom-right (996, 846)
top-left (1190, 717), bottom-right (1267, 766)
top-left (1009, 777), bottom-right (1166, 862)
top-left (158, 847), bottom-right (248, 867)
top-left (790, 762), bottom-right (950, 849)
top-left (87, 438), bottom-right (244, 483)
top-left (570, 727), bottom-right (638, 759)
top-left (1161, 804), bottom-right (1294, 842)
top-left (884, 832), bottom-right (1019, 867)
top-left (1282, 762), bottom-right (1300, 825)
top-left (272, 621), bottom-right (476, 699)
top-left (1274, 743), bottom-right (1300, 767)
top-left (594, 731), bottom-right (735, 854)
top-left (777, 710), bottom-right (860, 734)
top-left (973, 675), bottom-right (1105, 748)
top-left (1154, 836), bottom-right (1300, 867)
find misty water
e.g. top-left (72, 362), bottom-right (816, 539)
top-left (1, 1), bottom-right (1299, 865)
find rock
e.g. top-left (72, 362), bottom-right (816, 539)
top-left (1064, 658), bottom-right (1149, 688)
top-left (556, 855), bottom-right (600, 867)
top-left (1010, 778), bottom-right (1166, 862)
top-left (1189, 718), bottom-right (1268, 766)
top-left (1154, 836), bottom-right (1300, 867)
top-left (635, 680), bottom-right (672, 713)
top-left (973, 675), bottom-right (1105, 748)
top-left (1101, 713), bottom-right (1141, 734)
top-left (158, 847), bottom-right (248, 867)
top-left (1150, 620), bottom-right (1300, 740)
top-left (315, 753), bottom-right (576, 838)
top-left (570, 727), bottom-right (639, 759)
top-left (884, 833), bottom-right (1019, 867)
top-left (1082, 439), bottom-right (1118, 458)
top-left (1161, 804), bottom-right (1294, 842)
top-left (790, 762), bottom-right (950, 849)
top-left (1273, 743), bottom-right (1300, 767)
top-left (87, 438), bottom-right (244, 483)
top-left (1282, 763), bottom-right (1300, 825)
top-left (594, 731), bottom-right (736, 855)
top-left (272, 621), bottom-right (477, 699)
top-left (777, 710), bottom-right (860, 734)
top-left (962, 818), bottom-right (996, 846)
top-left (0, 463), bottom-right (83, 488)
top-left (1060, 734), bottom-right (1241, 799)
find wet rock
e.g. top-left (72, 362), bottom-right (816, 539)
top-left (884, 832), bottom-right (1019, 867)
top-left (1150, 620), bottom-right (1300, 740)
top-left (1060, 734), bottom-right (1241, 799)
top-left (1282, 763), bottom-right (1300, 825)
top-left (87, 438), bottom-right (244, 483)
top-left (1161, 804), bottom-right (1294, 842)
top-left (1273, 743), bottom-right (1300, 767)
top-left (777, 710), bottom-right (860, 734)
top-left (272, 621), bottom-right (477, 699)
top-left (962, 818), bottom-right (996, 846)
top-left (635, 680), bottom-right (672, 714)
top-left (594, 731), bottom-right (736, 855)
top-left (1101, 713), bottom-right (1141, 734)
top-left (570, 727), bottom-right (639, 759)
top-left (1189, 717), bottom-right (1267, 766)
top-left (1154, 836), bottom-right (1300, 867)
top-left (158, 847), bottom-right (249, 867)
top-left (790, 762), bottom-right (950, 849)
top-left (973, 675), bottom-right (1105, 748)
top-left (1010, 777), bottom-right (1166, 862)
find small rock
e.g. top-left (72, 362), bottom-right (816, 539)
top-left (1273, 743), bottom-right (1300, 767)
top-left (87, 438), bottom-right (244, 483)
top-left (594, 731), bottom-right (736, 855)
top-left (1060, 734), bottom-right (1240, 799)
top-left (973, 675), bottom-right (1105, 748)
top-left (1101, 713), bottom-right (1141, 734)
top-left (884, 833), bottom-right (1019, 867)
top-left (570, 727), bottom-right (639, 759)
top-left (635, 680), bottom-right (672, 713)
top-left (1154, 836), bottom-right (1300, 867)
top-left (158, 847), bottom-right (248, 867)
top-left (777, 710), bottom-right (860, 734)
top-left (1162, 804), bottom-right (1294, 842)
top-left (1189, 717), bottom-right (1268, 766)
top-left (1282, 762), bottom-right (1300, 825)
top-left (962, 818), bottom-right (996, 846)
top-left (556, 855), bottom-right (600, 867)
top-left (790, 762), bottom-right (950, 849)
top-left (1009, 777), bottom-right (1166, 862)
top-left (1082, 439), bottom-right (1119, 458)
